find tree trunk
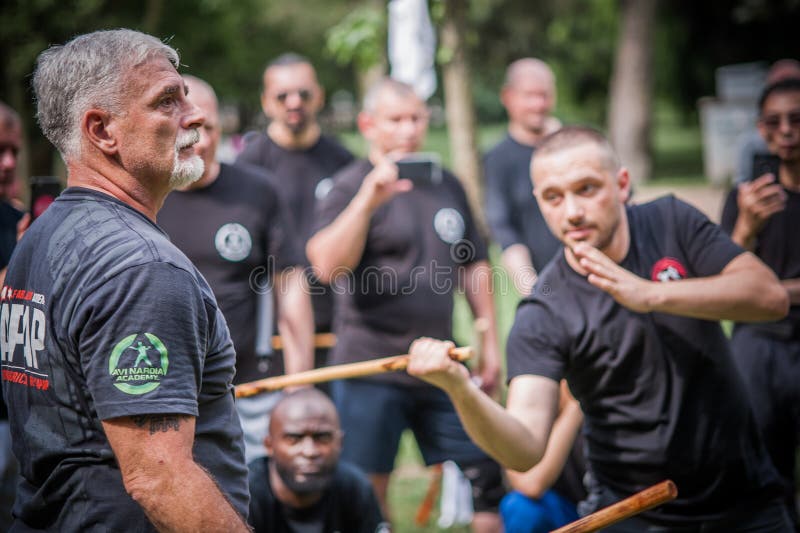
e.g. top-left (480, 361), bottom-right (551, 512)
top-left (440, 0), bottom-right (485, 232)
top-left (608, 0), bottom-right (658, 184)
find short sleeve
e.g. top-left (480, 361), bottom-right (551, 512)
top-left (670, 197), bottom-right (744, 276)
top-left (505, 299), bottom-right (566, 384)
top-left (484, 151), bottom-right (522, 249)
top-left (312, 176), bottom-right (360, 235)
top-left (77, 262), bottom-right (208, 420)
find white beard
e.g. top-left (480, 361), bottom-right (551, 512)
top-left (169, 129), bottom-right (204, 189)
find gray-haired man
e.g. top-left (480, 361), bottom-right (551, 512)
top-left (0, 29), bottom-right (249, 531)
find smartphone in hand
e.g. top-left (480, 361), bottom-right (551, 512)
top-left (751, 153), bottom-right (781, 181)
top-left (396, 153), bottom-right (442, 187)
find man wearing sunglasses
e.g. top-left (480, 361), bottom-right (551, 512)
top-left (721, 77), bottom-right (800, 529)
top-left (237, 54), bottom-right (353, 379)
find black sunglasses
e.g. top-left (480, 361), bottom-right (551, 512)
top-left (276, 89), bottom-right (312, 103)
top-left (759, 111), bottom-right (800, 131)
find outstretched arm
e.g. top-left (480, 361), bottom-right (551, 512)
top-left (103, 414), bottom-right (249, 532)
top-left (573, 243), bottom-right (789, 322)
top-left (407, 338), bottom-right (558, 472)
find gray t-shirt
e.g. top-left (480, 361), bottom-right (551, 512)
top-left (1, 188), bottom-right (248, 531)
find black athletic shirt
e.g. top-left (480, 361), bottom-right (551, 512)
top-left (0, 188), bottom-right (249, 530)
top-left (236, 132), bottom-right (354, 331)
top-left (248, 457), bottom-right (386, 533)
top-left (160, 163), bottom-right (305, 384)
top-left (313, 159), bottom-right (487, 386)
top-left (507, 196), bottom-right (781, 525)
top-left (484, 135), bottom-right (561, 273)
top-left (721, 186), bottom-right (800, 330)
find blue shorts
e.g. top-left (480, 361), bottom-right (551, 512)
top-left (332, 378), bottom-right (490, 471)
top-left (500, 490), bottom-right (579, 533)
top-left (332, 378), bottom-right (503, 512)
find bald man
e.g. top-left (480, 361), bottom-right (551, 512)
top-left (410, 126), bottom-right (792, 531)
top-left (484, 58), bottom-right (562, 296)
top-left (247, 388), bottom-right (387, 533)
top-left (159, 76), bottom-right (314, 464)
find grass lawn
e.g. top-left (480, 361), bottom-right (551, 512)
top-left (333, 110), bottom-right (707, 531)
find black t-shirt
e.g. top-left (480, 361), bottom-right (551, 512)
top-left (248, 457), bottom-right (386, 533)
top-left (313, 159), bottom-right (488, 386)
top-left (0, 199), bottom-right (23, 421)
top-left (484, 135), bottom-right (561, 273)
top-left (236, 133), bottom-right (354, 331)
top-left (721, 186), bottom-right (800, 330)
top-left (1, 188), bottom-right (249, 531)
top-left (506, 196), bottom-right (781, 525)
top-left (159, 163), bottom-right (305, 384)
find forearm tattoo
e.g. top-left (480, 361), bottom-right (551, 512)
top-left (131, 414), bottom-right (187, 435)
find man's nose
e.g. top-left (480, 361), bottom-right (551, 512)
top-left (564, 194), bottom-right (584, 221)
top-left (298, 436), bottom-right (320, 457)
top-left (0, 149), bottom-right (16, 171)
top-left (182, 100), bottom-right (205, 131)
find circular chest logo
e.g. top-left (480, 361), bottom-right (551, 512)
top-left (651, 257), bottom-right (687, 282)
top-left (109, 333), bottom-right (169, 395)
top-left (215, 223), bottom-right (252, 262)
top-left (433, 208), bottom-right (465, 244)
top-left (315, 177), bottom-right (334, 200)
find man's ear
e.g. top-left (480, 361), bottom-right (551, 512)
top-left (312, 86), bottom-right (325, 114)
top-left (500, 86), bottom-right (513, 112)
top-left (260, 91), bottom-right (272, 119)
top-left (264, 434), bottom-right (273, 456)
top-left (356, 111), bottom-right (373, 140)
top-left (617, 167), bottom-right (631, 203)
top-left (83, 109), bottom-right (118, 155)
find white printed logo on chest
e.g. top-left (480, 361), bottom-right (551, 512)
top-left (433, 208), bottom-right (465, 244)
top-left (215, 223), bottom-right (252, 262)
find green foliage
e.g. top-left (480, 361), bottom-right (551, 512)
top-left (326, 4), bottom-right (386, 72)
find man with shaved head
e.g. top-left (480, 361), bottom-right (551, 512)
top-left (484, 58), bottom-right (562, 296)
top-left (237, 54), bottom-right (353, 377)
top-left (307, 77), bottom-right (504, 532)
top-left (159, 75), bottom-right (314, 465)
top-left (409, 126), bottom-right (794, 530)
top-left (247, 388), bottom-right (387, 533)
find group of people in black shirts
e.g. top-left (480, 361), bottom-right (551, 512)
top-left (0, 27), bottom-right (797, 533)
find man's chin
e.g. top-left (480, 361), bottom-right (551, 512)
top-left (169, 156), bottom-right (205, 190)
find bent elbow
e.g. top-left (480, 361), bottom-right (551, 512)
top-left (506, 448), bottom-right (543, 473)
top-left (768, 286), bottom-right (790, 321)
top-left (122, 470), bottom-right (163, 509)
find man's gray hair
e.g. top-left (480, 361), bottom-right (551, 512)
top-left (32, 28), bottom-right (180, 160)
top-left (362, 77), bottom-right (419, 114)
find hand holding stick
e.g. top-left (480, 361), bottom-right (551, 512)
top-left (235, 346), bottom-right (473, 398)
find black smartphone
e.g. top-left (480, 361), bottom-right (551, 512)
top-left (29, 176), bottom-right (62, 220)
top-left (751, 153), bottom-right (781, 181)
top-left (396, 153), bottom-right (442, 187)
